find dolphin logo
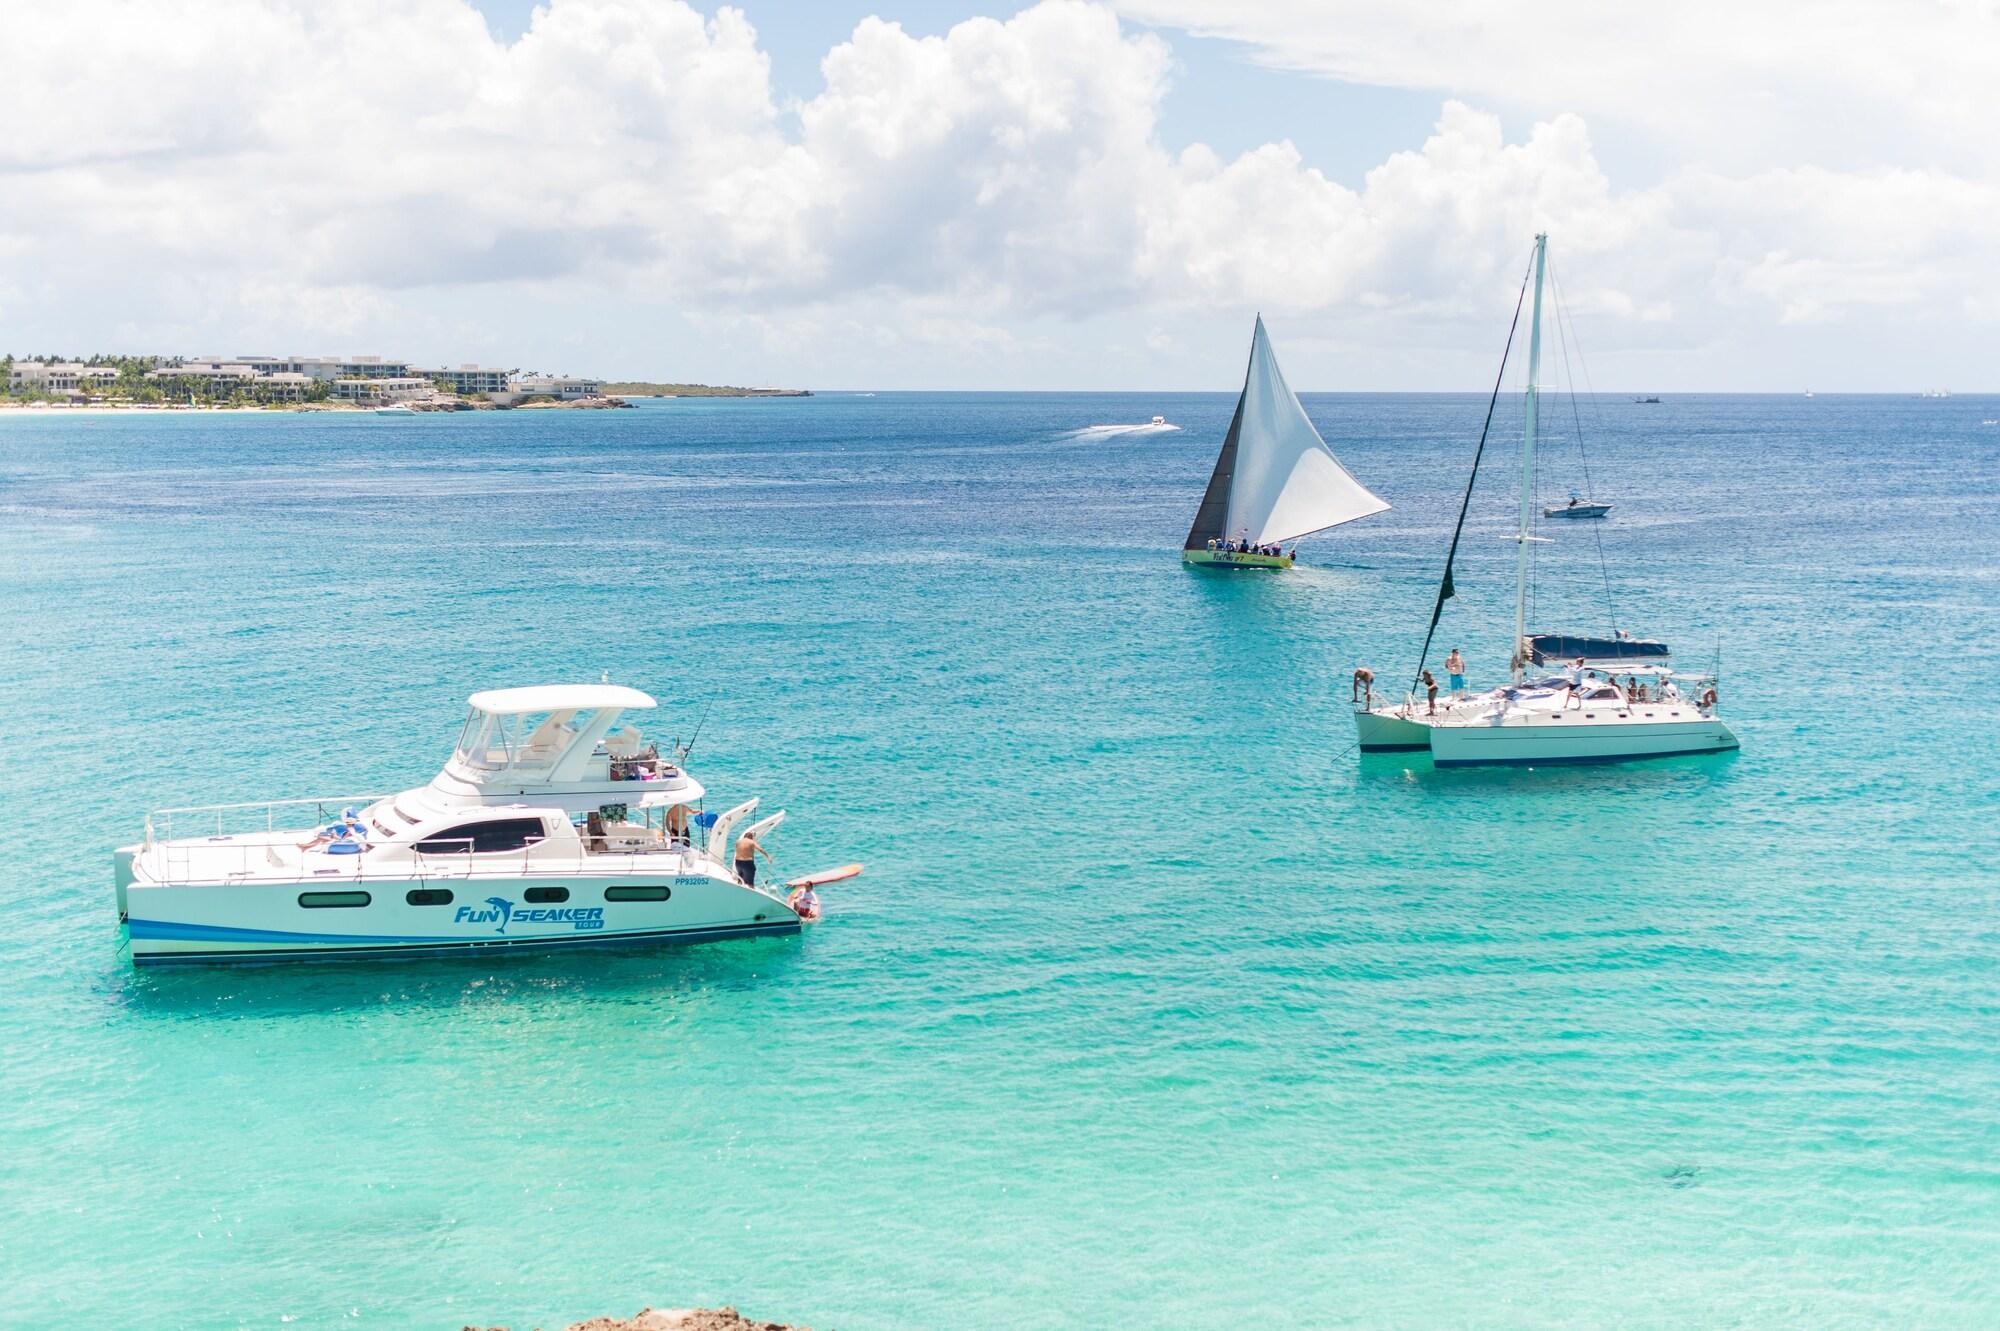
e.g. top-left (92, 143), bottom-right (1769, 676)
top-left (486, 896), bottom-right (514, 934)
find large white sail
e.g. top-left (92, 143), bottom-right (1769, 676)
top-left (1225, 317), bottom-right (1388, 545)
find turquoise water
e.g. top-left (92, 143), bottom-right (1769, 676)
top-left (3, 394), bottom-right (1998, 1328)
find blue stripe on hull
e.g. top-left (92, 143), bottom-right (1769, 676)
top-left (1433, 743), bottom-right (1737, 767)
top-left (129, 918), bottom-right (466, 945)
top-left (129, 919), bottom-right (801, 966)
top-left (1358, 743), bottom-right (1431, 753)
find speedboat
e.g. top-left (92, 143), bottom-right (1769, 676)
top-left (374, 403), bottom-right (417, 415)
top-left (113, 684), bottom-right (842, 964)
top-left (1544, 492), bottom-right (1612, 519)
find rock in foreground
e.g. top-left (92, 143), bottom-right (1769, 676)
top-left (469, 1306), bottom-right (807, 1331)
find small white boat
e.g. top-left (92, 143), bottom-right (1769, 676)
top-left (113, 684), bottom-right (843, 965)
top-left (1544, 492), bottom-right (1611, 519)
top-left (375, 403), bottom-right (417, 415)
top-left (1081, 415), bottom-right (1179, 435)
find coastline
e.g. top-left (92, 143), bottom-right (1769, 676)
top-left (0, 403), bottom-right (295, 416)
top-left (0, 396), bottom-right (633, 416)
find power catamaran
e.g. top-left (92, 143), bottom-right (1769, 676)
top-left (1183, 316), bottom-right (1388, 569)
top-left (1353, 235), bottom-right (1738, 766)
top-left (114, 684), bottom-right (839, 964)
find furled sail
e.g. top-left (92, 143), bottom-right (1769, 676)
top-left (1184, 317), bottom-right (1387, 550)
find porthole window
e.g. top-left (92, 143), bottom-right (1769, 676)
top-left (299, 891), bottom-right (371, 909)
top-left (525, 886), bottom-right (570, 904)
top-left (406, 888), bottom-right (454, 906)
top-left (605, 885), bottom-right (671, 903)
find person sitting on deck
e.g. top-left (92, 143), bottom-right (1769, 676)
top-left (584, 811), bottom-right (608, 853)
top-left (790, 883), bottom-right (822, 921)
top-left (298, 809), bottom-right (367, 852)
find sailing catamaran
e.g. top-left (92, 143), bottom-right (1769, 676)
top-left (1353, 235), bottom-right (1737, 766)
top-left (1183, 317), bottom-right (1388, 569)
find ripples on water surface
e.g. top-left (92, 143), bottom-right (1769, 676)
top-left (3, 393), bottom-right (1998, 1328)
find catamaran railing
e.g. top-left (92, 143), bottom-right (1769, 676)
top-left (144, 794), bottom-right (392, 847)
top-left (133, 831), bottom-right (790, 902)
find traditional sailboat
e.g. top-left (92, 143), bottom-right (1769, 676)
top-left (1183, 317), bottom-right (1388, 569)
top-left (1353, 235), bottom-right (1738, 766)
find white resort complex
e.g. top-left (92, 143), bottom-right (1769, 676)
top-left (4, 353), bottom-right (605, 406)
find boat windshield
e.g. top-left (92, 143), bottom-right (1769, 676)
top-left (452, 707), bottom-right (598, 772)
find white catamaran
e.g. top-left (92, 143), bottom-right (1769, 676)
top-left (1353, 235), bottom-right (1738, 766)
top-left (1183, 316), bottom-right (1388, 569)
top-left (114, 684), bottom-right (847, 964)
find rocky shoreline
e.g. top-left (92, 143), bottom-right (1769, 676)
top-left (471, 1306), bottom-right (806, 1331)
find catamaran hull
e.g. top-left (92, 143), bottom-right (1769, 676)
top-left (122, 873), bottom-right (801, 965)
top-left (1428, 716), bottom-right (1738, 767)
top-left (1354, 709), bottom-right (1432, 752)
top-left (1182, 549), bottom-right (1292, 570)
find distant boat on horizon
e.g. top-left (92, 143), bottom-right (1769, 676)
top-left (1182, 316), bottom-right (1387, 571)
top-left (1634, 395), bottom-right (1661, 404)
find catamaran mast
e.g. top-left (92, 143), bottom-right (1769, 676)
top-left (1512, 232), bottom-right (1548, 682)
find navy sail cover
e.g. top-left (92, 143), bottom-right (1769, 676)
top-left (1527, 633), bottom-right (1670, 665)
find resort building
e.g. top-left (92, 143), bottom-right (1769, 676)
top-left (8, 361), bottom-right (91, 393)
top-left (147, 362), bottom-right (264, 394)
top-left (420, 365), bottom-right (512, 396)
top-left (329, 376), bottom-right (434, 403)
top-left (9, 349), bottom-right (613, 406)
top-left (510, 374), bottom-right (604, 400)
top-left (225, 355), bottom-right (415, 381)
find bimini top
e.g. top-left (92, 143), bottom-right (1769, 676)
top-left (467, 684), bottom-right (656, 715)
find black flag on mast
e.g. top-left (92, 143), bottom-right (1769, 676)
top-left (1409, 256), bottom-right (1534, 694)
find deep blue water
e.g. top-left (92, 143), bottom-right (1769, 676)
top-left (2, 393), bottom-right (1998, 1329)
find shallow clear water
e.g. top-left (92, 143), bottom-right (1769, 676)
top-left (2, 394), bottom-right (1997, 1329)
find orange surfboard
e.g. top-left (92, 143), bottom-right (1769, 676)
top-left (785, 863), bottom-right (863, 889)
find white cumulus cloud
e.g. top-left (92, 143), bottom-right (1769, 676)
top-left (0, 0), bottom-right (1992, 386)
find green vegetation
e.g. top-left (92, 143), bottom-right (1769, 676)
top-left (600, 381), bottom-right (811, 397)
top-left (1, 352), bottom-right (331, 406)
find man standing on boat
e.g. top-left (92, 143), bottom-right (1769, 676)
top-left (1445, 648), bottom-right (1467, 699)
top-left (734, 827), bottom-right (774, 886)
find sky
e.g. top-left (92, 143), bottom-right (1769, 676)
top-left (2, 0), bottom-right (1995, 391)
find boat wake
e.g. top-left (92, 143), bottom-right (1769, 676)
top-left (1071, 420), bottom-right (1180, 439)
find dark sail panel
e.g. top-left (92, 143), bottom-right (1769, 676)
top-left (1527, 633), bottom-right (1670, 666)
top-left (1183, 390), bottom-right (1245, 550)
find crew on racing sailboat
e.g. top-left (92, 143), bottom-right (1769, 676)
top-left (1183, 317), bottom-right (1388, 569)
